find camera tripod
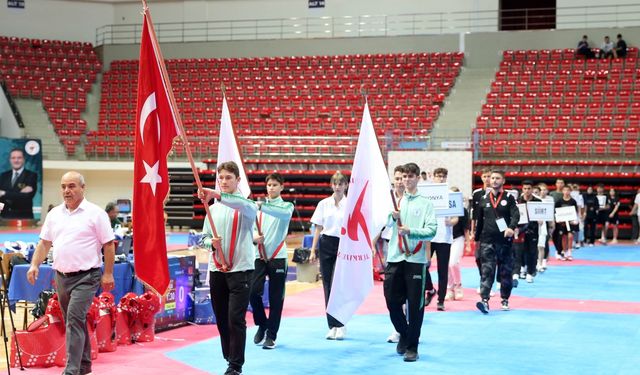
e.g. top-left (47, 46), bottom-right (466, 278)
top-left (0, 256), bottom-right (25, 374)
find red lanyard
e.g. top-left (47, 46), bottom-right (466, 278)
top-left (396, 195), bottom-right (422, 256)
top-left (256, 211), bottom-right (286, 261)
top-left (212, 209), bottom-right (239, 272)
top-left (489, 191), bottom-right (504, 209)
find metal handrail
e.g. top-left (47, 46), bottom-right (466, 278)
top-left (95, 4), bottom-right (640, 46)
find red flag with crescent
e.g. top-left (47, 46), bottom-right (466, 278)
top-left (133, 11), bottom-right (180, 295)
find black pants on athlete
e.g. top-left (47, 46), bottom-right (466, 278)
top-left (318, 235), bottom-right (343, 328)
top-left (249, 258), bottom-right (287, 340)
top-left (513, 235), bottom-right (537, 276)
top-left (210, 270), bottom-right (252, 373)
top-left (384, 261), bottom-right (427, 353)
top-left (425, 242), bottom-right (450, 304)
top-left (584, 217), bottom-right (598, 244)
top-left (479, 241), bottom-right (514, 301)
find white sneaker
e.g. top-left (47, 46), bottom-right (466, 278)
top-left (334, 327), bottom-right (346, 340)
top-left (542, 259), bottom-right (548, 270)
top-left (476, 286), bottom-right (481, 294)
top-left (445, 289), bottom-right (454, 301)
top-left (326, 327), bottom-right (337, 340)
top-left (526, 274), bottom-right (534, 283)
top-left (555, 253), bottom-right (566, 261)
top-left (387, 331), bottom-right (400, 343)
top-left (512, 274), bottom-right (519, 280)
top-left (454, 285), bottom-right (464, 300)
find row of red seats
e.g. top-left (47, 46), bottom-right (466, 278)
top-left (476, 115), bottom-right (640, 128)
top-left (486, 90), bottom-right (640, 105)
top-left (502, 48), bottom-right (639, 61)
top-left (477, 140), bottom-right (638, 156)
top-left (0, 36), bottom-right (94, 50)
top-left (109, 52), bottom-right (464, 70)
top-left (481, 102), bottom-right (640, 116)
top-left (478, 127), bottom-right (638, 142)
top-left (474, 159), bottom-right (640, 166)
top-left (499, 58), bottom-right (638, 72)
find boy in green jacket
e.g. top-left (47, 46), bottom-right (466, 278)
top-left (199, 161), bottom-right (258, 375)
top-left (250, 172), bottom-right (294, 350)
top-left (384, 162), bottom-right (437, 363)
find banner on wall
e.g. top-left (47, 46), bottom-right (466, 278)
top-left (0, 137), bottom-right (43, 220)
top-left (7, 0), bottom-right (25, 9)
top-left (308, 0), bottom-right (325, 8)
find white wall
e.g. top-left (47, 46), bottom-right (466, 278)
top-left (0, 88), bottom-right (22, 138)
top-left (114, 0), bottom-right (498, 24)
top-left (0, 0), bottom-right (113, 43)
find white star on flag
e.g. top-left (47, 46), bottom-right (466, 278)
top-left (140, 160), bottom-right (162, 196)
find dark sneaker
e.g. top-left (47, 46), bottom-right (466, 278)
top-left (501, 299), bottom-right (510, 311)
top-left (396, 336), bottom-right (408, 355)
top-left (425, 289), bottom-right (436, 307)
top-left (436, 302), bottom-right (445, 311)
top-left (253, 326), bottom-right (266, 345)
top-left (262, 337), bottom-right (276, 349)
top-left (476, 299), bottom-right (489, 314)
top-left (403, 350), bottom-right (419, 362)
top-left (224, 368), bottom-right (242, 375)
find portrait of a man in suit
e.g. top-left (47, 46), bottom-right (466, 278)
top-left (0, 148), bottom-right (38, 219)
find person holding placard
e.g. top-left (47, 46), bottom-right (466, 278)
top-left (583, 186), bottom-right (600, 246)
top-left (554, 186), bottom-right (579, 261)
top-left (571, 184), bottom-right (585, 249)
top-left (474, 170), bottom-right (519, 313)
top-left (424, 168), bottom-right (456, 311)
top-left (632, 188), bottom-right (640, 243)
top-left (514, 180), bottom-right (540, 283)
top-left (447, 187), bottom-right (468, 301)
top-left (536, 183), bottom-right (555, 272)
top-left (384, 162), bottom-right (437, 362)
top-left (596, 184), bottom-right (610, 244)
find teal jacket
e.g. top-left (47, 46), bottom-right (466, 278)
top-left (254, 196), bottom-right (294, 260)
top-left (386, 191), bottom-right (438, 264)
top-left (201, 192), bottom-right (258, 272)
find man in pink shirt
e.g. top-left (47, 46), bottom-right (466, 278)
top-left (27, 171), bottom-right (115, 375)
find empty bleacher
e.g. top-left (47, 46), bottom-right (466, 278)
top-left (89, 52), bottom-right (463, 159)
top-left (476, 47), bottom-right (640, 159)
top-left (0, 35), bottom-right (102, 155)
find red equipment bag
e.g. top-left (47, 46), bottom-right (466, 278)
top-left (116, 292), bottom-right (139, 345)
top-left (131, 292), bottom-right (160, 343)
top-left (10, 295), bottom-right (66, 368)
top-left (96, 292), bottom-right (119, 352)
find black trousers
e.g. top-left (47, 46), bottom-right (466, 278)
top-left (209, 270), bottom-right (252, 372)
top-left (425, 242), bottom-right (450, 304)
top-left (584, 217), bottom-right (598, 244)
top-left (249, 258), bottom-right (287, 340)
top-left (513, 235), bottom-right (537, 276)
top-left (632, 215), bottom-right (639, 241)
top-left (383, 261), bottom-right (426, 352)
top-left (552, 226), bottom-right (563, 254)
top-left (318, 235), bottom-right (343, 328)
top-left (478, 241), bottom-right (514, 301)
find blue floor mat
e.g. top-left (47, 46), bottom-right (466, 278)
top-left (165, 311), bottom-right (640, 375)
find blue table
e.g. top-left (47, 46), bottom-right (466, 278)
top-left (8, 262), bottom-right (138, 305)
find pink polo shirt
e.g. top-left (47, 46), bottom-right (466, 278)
top-left (40, 198), bottom-right (114, 273)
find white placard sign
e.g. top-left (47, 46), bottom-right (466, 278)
top-left (436, 192), bottom-right (464, 217)
top-left (555, 206), bottom-right (578, 223)
top-left (417, 183), bottom-right (449, 209)
top-left (506, 189), bottom-right (519, 200)
top-left (526, 201), bottom-right (555, 221)
top-left (517, 203), bottom-right (529, 224)
top-left (597, 195), bottom-right (607, 207)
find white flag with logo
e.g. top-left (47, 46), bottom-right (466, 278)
top-left (216, 95), bottom-right (251, 198)
top-left (327, 101), bottom-right (393, 324)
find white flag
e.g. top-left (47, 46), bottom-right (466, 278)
top-left (216, 95), bottom-right (251, 198)
top-left (327, 101), bottom-right (393, 324)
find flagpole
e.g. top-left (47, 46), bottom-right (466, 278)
top-left (141, 1), bottom-right (227, 270)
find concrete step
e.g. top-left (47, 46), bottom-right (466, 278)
top-left (14, 98), bottom-right (67, 160)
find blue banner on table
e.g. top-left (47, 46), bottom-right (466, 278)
top-left (0, 137), bottom-right (42, 220)
top-left (154, 256), bottom-right (195, 331)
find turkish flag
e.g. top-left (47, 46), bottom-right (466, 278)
top-left (132, 12), bottom-right (179, 295)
